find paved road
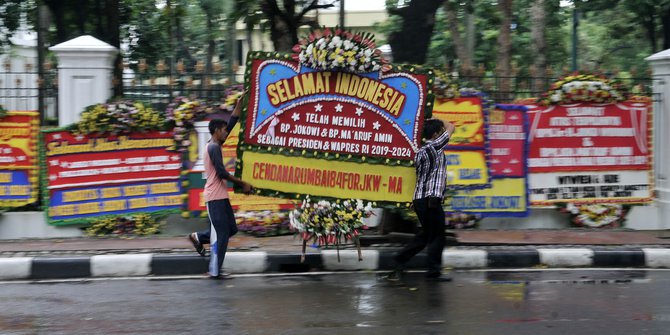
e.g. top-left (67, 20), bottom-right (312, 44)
top-left (0, 269), bottom-right (668, 335)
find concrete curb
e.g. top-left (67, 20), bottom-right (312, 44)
top-left (0, 248), bottom-right (664, 280)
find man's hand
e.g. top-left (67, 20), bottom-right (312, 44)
top-left (241, 182), bottom-right (253, 195)
top-left (445, 121), bottom-right (456, 135)
top-left (231, 90), bottom-right (249, 117)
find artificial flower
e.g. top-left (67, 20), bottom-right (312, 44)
top-left (293, 27), bottom-right (385, 73)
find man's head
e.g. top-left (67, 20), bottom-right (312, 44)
top-left (209, 119), bottom-right (229, 143)
top-left (423, 118), bottom-right (445, 141)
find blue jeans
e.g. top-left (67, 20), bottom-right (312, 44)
top-left (201, 199), bottom-right (238, 276)
top-left (394, 197), bottom-right (446, 277)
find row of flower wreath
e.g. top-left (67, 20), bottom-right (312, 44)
top-left (71, 85), bottom-right (245, 152)
top-left (289, 196), bottom-right (375, 245)
top-left (557, 203), bottom-right (633, 228)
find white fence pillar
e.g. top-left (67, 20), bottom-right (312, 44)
top-left (49, 35), bottom-right (118, 127)
top-left (193, 121), bottom-right (210, 172)
top-left (646, 50), bottom-right (670, 229)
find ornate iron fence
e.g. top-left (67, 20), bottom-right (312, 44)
top-left (457, 74), bottom-right (657, 103)
top-left (122, 60), bottom-right (237, 111)
top-left (0, 59), bottom-right (58, 123)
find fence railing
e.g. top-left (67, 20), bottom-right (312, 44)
top-left (123, 70), bottom-right (658, 108)
top-left (1, 61), bottom-right (659, 122)
top-left (0, 60), bottom-right (58, 123)
top-left (457, 74), bottom-right (657, 103)
top-left (122, 59), bottom-right (237, 111)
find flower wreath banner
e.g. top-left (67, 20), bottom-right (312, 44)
top-left (432, 92), bottom-right (493, 189)
top-left (0, 110), bottom-right (40, 209)
top-left (236, 51), bottom-right (434, 204)
top-left (445, 105), bottom-right (529, 217)
top-left (41, 129), bottom-right (183, 225)
top-left (522, 74), bottom-right (653, 205)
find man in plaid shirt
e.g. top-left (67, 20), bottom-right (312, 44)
top-left (386, 118), bottom-right (456, 282)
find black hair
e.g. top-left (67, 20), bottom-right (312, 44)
top-left (208, 119), bottom-right (228, 135)
top-left (423, 118), bottom-right (445, 140)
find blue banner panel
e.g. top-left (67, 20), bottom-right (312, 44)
top-left (48, 181), bottom-right (182, 221)
top-left (0, 170), bottom-right (32, 201)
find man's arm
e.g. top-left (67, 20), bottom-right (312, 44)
top-left (207, 143), bottom-right (253, 194)
top-left (225, 92), bottom-right (246, 133)
top-left (429, 121), bottom-right (456, 151)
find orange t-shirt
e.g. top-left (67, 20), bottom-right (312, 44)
top-left (203, 142), bottom-right (230, 202)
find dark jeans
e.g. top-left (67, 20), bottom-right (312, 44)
top-left (203, 199), bottom-right (238, 276)
top-left (394, 197), bottom-right (446, 277)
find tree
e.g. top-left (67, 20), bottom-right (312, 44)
top-left (387, 0), bottom-right (445, 64)
top-left (260, 0), bottom-right (338, 52)
top-left (530, 0), bottom-right (547, 89)
top-left (444, 0), bottom-right (474, 75)
top-left (0, 1), bottom-right (35, 50)
top-left (495, 0), bottom-right (513, 99)
top-left (198, 0), bottom-right (226, 74)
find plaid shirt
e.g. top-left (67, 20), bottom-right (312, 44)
top-left (413, 129), bottom-right (452, 200)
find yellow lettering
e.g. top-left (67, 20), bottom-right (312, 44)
top-left (276, 80), bottom-right (287, 102)
top-left (373, 83), bottom-right (386, 105)
top-left (267, 84), bottom-right (280, 105)
top-left (347, 75), bottom-right (360, 96)
top-left (150, 182), bottom-right (179, 194)
top-left (379, 88), bottom-right (393, 109)
top-left (51, 204), bottom-right (76, 216)
top-left (292, 76), bottom-right (304, 97)
top-left (78, 202), bottom-right (100, 214)
top-left (9, 185), bottom-right (29, 196)
top-left (103, 199), bottom-right (127, 211)
top-left (63, 189), bottom-right (99, 203)
top-left (166, 195), bottom-right (183, 206)
top-left (356, 77), bottom-right (370, 99)
top-left (0, 173), bottom-right (11, 183)
top-left (124, 185), bottom-right (148, 197)
top-left (315, 73), bottom-right (325, 93)
top-left (364, 80), bottom-right (379, 102)
top-left (282, 79), bottom-right (295, 100)
top-left (322, 72), bottom-right (332, 91)
top-left (337, 73), bottom-right (350, 94)
top-left (129, 198), bottom-right (148, 209)
top-left (102, 187), bottom-right (122, 198)
top-left (301, 73), bottom-right (315, 95)
top-left (389, 94), bottom-right (405, 116)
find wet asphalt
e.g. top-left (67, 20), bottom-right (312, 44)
top-left (0, 269), bottom-right (667, 335)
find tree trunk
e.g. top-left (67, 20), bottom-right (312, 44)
top-left (206, 15), bottom-right (216, 75)
top-left (465, 1), bottom-right (475, 69)
top-left (444, 0), bottom-right (472, 75)
top-left (530, 0), bottom-right (547, 92)
top-left (263, 0), bottom-right (296, 52)
top-left (77, 0), bottom-right (87, 35)
top-left (662, 8), bottom-right (670, 50)
top-left (388, 0), bottom-right (445, 64)
top-left (246, 24), bottom-right (254, 58)
top-left (496, 0), bottom-right (513, 101)
top-left (261, 0), bottom-right (336, 52)
top-left (644, 14), bottom-right (658, 54)
top-left (105, 0), bottom-right (122, 98)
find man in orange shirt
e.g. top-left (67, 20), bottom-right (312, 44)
top-left (189, 96), bottom-right (252, 278)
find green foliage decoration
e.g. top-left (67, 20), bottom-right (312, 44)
top-left (84, 213), bottom-right (163, 237)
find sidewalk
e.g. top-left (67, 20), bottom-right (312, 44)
top-left (2, 229), bottom-right (670, 280)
